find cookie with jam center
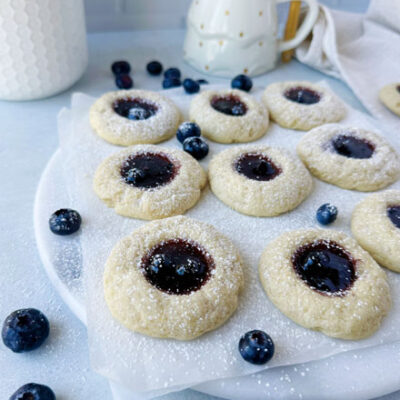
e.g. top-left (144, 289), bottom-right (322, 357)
top-left (189, 89), bottom-right (269, 143)
top-left (259, 229), bottom-right (391, 340)
top-left (208, 145), bottom-right (313, 216)
top-left (262, 81), bottom-right (346, 131)
top-left (89, 89), bottom-right (181, 146)
top-left (103, 216), bottom-right (244, 340)
top-left (93, 144), bottom-right (206, 219)
top-left (352, 190), bottom-right (400, 272)
top-left (297, 124), bottom-right (400, 191)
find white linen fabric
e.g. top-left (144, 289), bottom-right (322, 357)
top-left (296, 0), bottom-right (400, 131)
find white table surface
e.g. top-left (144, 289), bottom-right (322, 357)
top-left (0, 29), bottom-right (399, 400)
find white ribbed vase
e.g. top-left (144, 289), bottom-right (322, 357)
top-left (0, 0), bottom-right (88, 101)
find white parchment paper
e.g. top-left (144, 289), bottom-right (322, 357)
top-left (58, 84), bottom-right (400, 396)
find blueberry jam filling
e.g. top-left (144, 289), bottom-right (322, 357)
top-left (141, 239), bottom-right (214, 295)
top-left (284, 86), bottom-right (321, 105)
top-left (387, 205), bottom-right (400, 229)
top-left (113, 97), bottom-right (158, 120)
top-left (120, 152), bottom-right (177, 189)
top-left (397, 85), bottom-right (400, 94)
top-left (292, 240), bottom-right (356, 295)
top-left (235, 153), bottom-right (281, 181)
top-left (211, 95), bottom-right (247, 116)
top-left (331, 135), bottom-right (375, 159)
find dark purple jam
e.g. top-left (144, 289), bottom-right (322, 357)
top-left (120, 152), bottom-right (177, 189)
top-left (388, 205), bottom-right (400, 229)
top-left (235, 153), bottom-right (281, 181)
top-left (292, 240), bottom-right (356, 295)
top-left (397, 85), bottom-right (400, 94)
top-left (113, 97), bottom-right (158, 120)
top-left (211, 95), bottom-right (247, 116)
top-left (331, 135), bottom-right (375, 159)
top-left (284, 86), bottom-right (321, 105)
top-left (141, 239), bottom-right (214, 295)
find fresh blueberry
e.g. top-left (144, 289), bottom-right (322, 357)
top-left (316, 203), bottom-right (338, 225)
top-left (176, 122), bottom-right (201, 143)
top-left (183, 137), bottom-right (209, 160)
top-left (176, 265), bottom-right (186, 276)
top-left (232, 104), bottom-right (246, 115)
top-left (149, 254), bottom-right (173, 274)
top-left (239, 330), bottom-right (275, 365)
top-left (175, 259), bottom-right (205, 277)
top-left (2, 309), bottom-right (50, 353)
top-left (187, 258), bottom-right (205, 275)
top-left (111, 60), bottom-right (131, 76)
top-left (49, 208), bottom-right (81, 235)
top-left (146, 60), bottom-right (163, 76)
top-left (183, 78), bottom-right (200, 94)
top-left (10, 383), bottom-right (55, 400)
top-left (164, 67), bottom-right (181, 80)
top-left (124, 168), bottom-right (146, 185)
top-left (128, 107), bottom-right (151, 120)
top-left (197, 79), bottom-right (209, 85)
top-left (115, 74), bottom-right (133, 89)
top-left (150, 254), bottom-right (164, 274)
top-left (162, 78), bottom-right (181, 89)
top-left (231, 74), bottom-right (253, 92)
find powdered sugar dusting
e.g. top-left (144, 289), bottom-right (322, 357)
top-left (189, 88), bottom-right (269, 143)
top-left (51, 83), bottom-right (400, 395)
top-left (89, 89), bottom-right (181, 145)
top-left (297, 125), bottom-right (400, 191)
top-left (263, 81), bottom-right (346, 130)
top-left (103, 216), bottom-right (243, 339)
top-left (92, 144), bottom-right (205, 220)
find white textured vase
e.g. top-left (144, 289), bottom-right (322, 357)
top-left (0, 0), bottom-right (88, 101)
top-left (184, 0), bottom-right (318, 77)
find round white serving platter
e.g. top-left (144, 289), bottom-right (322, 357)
top-left (34, 148), bottom-right (400, 400)
top-left (34, 149), bottom-right (86, 324)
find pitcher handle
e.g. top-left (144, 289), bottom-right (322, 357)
top-left (277, 0), bottom-right (319, 52)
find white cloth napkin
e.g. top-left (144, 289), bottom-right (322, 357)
top-left (296, 0), bottom-right (400, 131)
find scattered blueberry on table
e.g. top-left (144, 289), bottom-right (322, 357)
top-left (111, 60), bottom-right (131, 76)
top-left (316, 203), bottom-right (338, 225)
top-left (115, 74), bottom-right (134, 89)
top-left (146, 60), bottom-right (163, 76)
top-left (183, 137), bottom-right (209, 160)
top-left (176, 122), bottom-right (201, 143)
top-left (231, 74), bottom-right (253, 92)
top-left (9, 383), bottom-right (55, 400)
top-left (183, 78), bottom-right (200, 94)
top-left (162, 78), bottom-right (181, 89)
top-left (2, 308), bottom-right (50, 353)
top-left (164, 67), bottom-right (181, 80)
top-left (49, 208), bottom-right (81, 236)
top-left (238, 330), bottom-right (275, 365)
top-left (197, 79), bottom-right (209, 85)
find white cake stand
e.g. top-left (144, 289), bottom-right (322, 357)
top-left (34, 147), bottom-right (400, 400)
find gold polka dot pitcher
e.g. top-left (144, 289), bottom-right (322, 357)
top-left (183, 0), bottom-right (318, 77)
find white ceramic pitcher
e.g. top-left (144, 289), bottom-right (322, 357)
top-left (184, 0), bottom-right (319, 77)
